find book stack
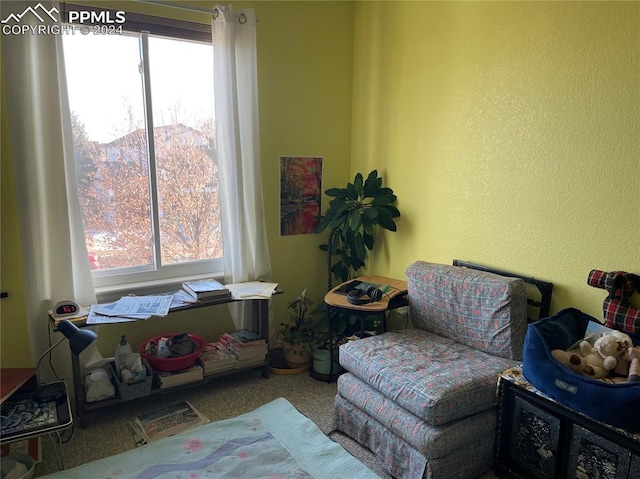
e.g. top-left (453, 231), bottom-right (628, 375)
top-left (220, 329), bottom-right (268, 369)
top-left (197, 342), bottom-right (237, 375)
top-left (154, 364), bottom-right (204, 389)
top-left (182, 279), bottom-right (232, 302)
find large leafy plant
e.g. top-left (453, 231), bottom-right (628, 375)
top-left (316, 170), bottom-right (400, 286)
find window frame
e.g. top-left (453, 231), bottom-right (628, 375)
top-left (62, 3), bottom-right (224, 298)
top-left (61, 3), bottom-right (212, 42)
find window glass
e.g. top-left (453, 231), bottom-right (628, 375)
top-left (147, 36), bottom-right (220, 266)
top-left (63, 29), bottom-right (221, 287)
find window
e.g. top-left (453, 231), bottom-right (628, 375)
top-left (62, 10), bottom-right (222, 290)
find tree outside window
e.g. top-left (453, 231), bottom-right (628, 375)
top-left (63, 27), bottom-right (221, 287)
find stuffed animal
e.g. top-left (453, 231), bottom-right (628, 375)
top-left (614, 346), bottom-right (640, 382)
top-left (578, 333), bottom-right (629, 379)
top-left (628, 348), bottom-right (640, 382)
top-left (551, 348), bottom-right (584, 375)
top-left (552, 332), bottom-right (630, 379)
top-left (588, 269), bottom-right (640, 335)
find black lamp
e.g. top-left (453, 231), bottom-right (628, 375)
top-left (35, 319), bottom-right (98, 403)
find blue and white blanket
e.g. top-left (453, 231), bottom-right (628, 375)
top-left (41, 397), bottom-right (379, 479)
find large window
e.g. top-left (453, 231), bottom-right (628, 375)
top-left (62, 12), bottom-right (221, 289)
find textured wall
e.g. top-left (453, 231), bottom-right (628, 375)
top-left (1, 70), bottom-right (32, 366)
top-left (351, 1), bottom-right (639, 318)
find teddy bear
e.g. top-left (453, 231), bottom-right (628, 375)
top-left (551, 332), bottom-right (631, 379)
top-left (613, 346), bottom-right (640, 382)
top-left (628, 347), bottom-right (640, 382)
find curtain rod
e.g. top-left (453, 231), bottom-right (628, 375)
top-left (135, 1), bottom-right (215, 15)
top-left (134, 1), bottom-right (252, 22)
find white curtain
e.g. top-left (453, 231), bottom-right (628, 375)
top-left (212, 6), bottom-right (273, 333)
top-left (2, 1), bottom-right (96, 384)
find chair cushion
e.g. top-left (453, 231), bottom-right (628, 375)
top-left (336, 373), bottom-right (498, 459)
top-left (333, 393), bottom-right (496, 479)
top-left (339, 329), bottom-right (519, 425)
top-left (406, 261), bottom-right (528, 360)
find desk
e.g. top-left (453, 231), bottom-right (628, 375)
top-left (1, 368), bottom-right (36, 405)
top-left (53, 293), bottom-right (276, 428)
top-left (0, 374), bottom-right (73, 470)
top-left (324, 275), bottom-right (408, 333)
top-left (320, 276), bottom-right (408, 380)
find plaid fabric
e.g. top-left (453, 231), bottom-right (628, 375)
top-left (334, 261), bottom-right (528, 478)
top-left (587, 269), bottom-right (640, 335)
top-left (339, 329), bottom-right (519, 425)
top-left (333, 393), bottom-right (495, 479)
top-left (406, 261), bottom-right (528, 360)
top-left (336, 373), bottom-right (498, 458)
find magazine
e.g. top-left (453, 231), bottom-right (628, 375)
top-left (567, 320), bottom-right (616, 351)
top-left (133, 401), bottom-right (209, 444)
top-left (0, 396), bottom-right (57, 436)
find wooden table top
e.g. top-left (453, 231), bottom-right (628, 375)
top-left (1, 368), bottom-right (36, 405)
top-left (324, 275), bottom-right (408, 312)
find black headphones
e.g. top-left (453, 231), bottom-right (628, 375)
top-left (347, 286), bottom-right (383, 305)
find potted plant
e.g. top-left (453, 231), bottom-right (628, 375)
top-left (312, 333), bottom-right (346, 376)
top-left (315, 170), bottom-right (400, 288)
top-left (279, 289), bottom-right (322, 368)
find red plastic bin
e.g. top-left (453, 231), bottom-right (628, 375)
top-left (138, 333), bottom-right (206, 372)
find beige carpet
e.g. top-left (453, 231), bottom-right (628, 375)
top-left (34, 370), bottom-right (498, 478)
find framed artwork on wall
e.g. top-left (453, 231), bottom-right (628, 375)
top-left (279, 157), bottom-right (322, 236)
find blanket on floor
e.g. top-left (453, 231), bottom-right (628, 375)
top-left (40, 397), bottom-right (378, 478)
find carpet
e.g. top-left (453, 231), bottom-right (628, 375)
top-left (39, 397), bottom-right (379, 479)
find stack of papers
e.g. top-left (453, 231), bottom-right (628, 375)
top-left (225, 282), bottom-right (278, 300)
top-left (87, 296), bottom-right (173, 324)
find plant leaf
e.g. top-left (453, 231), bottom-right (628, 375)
top-left (361, 213), bottom-right (374, 236)
top-left (363, 170), bottom-right (378, 196)
top-left (376, 207), bottom-right (397, 231)
top-left (350, 232), bottom-right (366, 268)
top-left (363, 207), bottom-right (378, 220)
top-left (371, 194), bottom-right (397, 206)
top-left (325, 187), bottom-right (349, 198)
top-left (349, 210), bottom-right (361, 231)
top-left (375, 187), bottom-right (394, 197)
top-left (363, 170), bottom-right (381, 195)
top-left (384, 205), bottom-right (401, 218)
top-left (345, 183), bottom-right (358, 200)
top-left (363, 232), bottom-right (374, 250)
top-left (354, 173), bottom-right (364, 197)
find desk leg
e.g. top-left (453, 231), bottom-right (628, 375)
top-left (71, 353), bottom-right (86, 429)
top-left (256, 299), bottom-right (270, 379)
top-left (328, 306), bottom-right (334, 381)
top-left (48, 431), bottom-right (65, 470)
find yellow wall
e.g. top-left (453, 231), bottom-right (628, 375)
top-left (351, 1), bottom-right (640, 319)
top-left (1, 66), bottom-right (32, 366)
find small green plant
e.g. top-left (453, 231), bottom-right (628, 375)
top-left (279, 289), bottom-right (322, 354)
top-left (316, 170), bottom-right (400, 286)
